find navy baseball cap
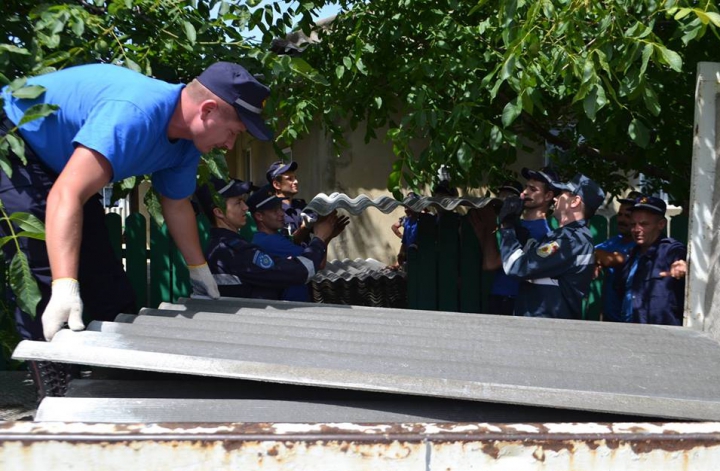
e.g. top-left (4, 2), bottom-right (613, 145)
top-left (630, 195), bottom-right (666, 216)
top-left (497, 180), bottom-right (523, 196)
top-left (197, 62), bottom-right (273, 141)
top-left (247, 184), bottom-right (283, 213)
top-left (266, 160), bottom-right (298, 183)
top-left (521, 166), bottom-right (559, 186)
top-left (195, 177), bottom-right (252, 216)
top-left (549, 173), bottom-right (606, 212)
top-left (618, 190), bottom-right (645, 206)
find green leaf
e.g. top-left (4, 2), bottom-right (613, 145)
top-left (143, 188), bottom-right (165, 228)
top-left (642, 84), bottom-right (661, 116)
top-left (583, 87), bottom-right (598, 121)
top-left (183, 21), bottom-right (197, 44)
top-left (125, 58), bottom-right (141, 72)
top-left (9, 252), bottom-right (41, 318)
top-left (4, 134), bottom-right (25, 162)
top-left (656, 45), bottom-right (682, 72)
top-left (11, 85), bottom-right (46, 100)
top-left (18, 104), bottom-right (59, 127)
top-left (0, 235), bottom-right (13, 249)
top-left (456, 142), bottom-right (473, 172)
top-left (356, 58), bottom-right (367, 75)
top-left (672, 8), bottom-right (692, 20)
top-left (640, 43), bottom-right (653, 75)
top-left (71, 18), bottom-right (84, 36)
top-left (7, 212), bottom-right (45, 233)
top-left (14, 231), bottom-right (46, 241)
top-left (335, 65), bottom-right (344, 79)
top-left (343, 56), bottom-right (352, 70)
top-left (501, 97), bottom-right (523, 127)
top-left (0, 153), bottom-right (12, 178)
top-left (628, 118), bottom-right (650, 148)
top-left (0, 44), bottom-right (30, 55)
top-left (705, 12), bottom-right (720, 27)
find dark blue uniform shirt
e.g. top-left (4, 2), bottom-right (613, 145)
top-left (205, 227), bottom-right (326, 300)
top-left (282, 198), bottom-right (307, 237)
top-left (615, 237), bottom-right (686, 326)
top-left (500, 220), bottom-right (595, 319)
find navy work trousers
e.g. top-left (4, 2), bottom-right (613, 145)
top-left (0, 117), bottom-right (135, 340)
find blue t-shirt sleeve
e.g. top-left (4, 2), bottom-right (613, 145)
top-left (151, 160), bottom-right (199, 200)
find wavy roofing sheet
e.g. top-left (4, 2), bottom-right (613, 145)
top-left (304, 192), bottom-right (497, 215)
top-left (13, 297), bottom-right (720, 421)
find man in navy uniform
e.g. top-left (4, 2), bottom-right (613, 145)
top-left (266, 160), bottom-right (310, 243)
top-left (616, 196), bottom-right (687, 325)
top-left (251, 184), bottom-right (348, 301)
top-left (499, 173), bottom-right (605, 319)
top-left (198, 178), bottom-right (334, 300)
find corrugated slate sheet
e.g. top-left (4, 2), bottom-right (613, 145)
top-left (12, 297), bottom-right (720, 422)
top-left (304, 192), bottom-right (497, 215)
top-left (310, 258), bottom-right (406, 307)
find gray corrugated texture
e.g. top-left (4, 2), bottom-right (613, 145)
top-left (311, 258), bottom-right (406, 308)
top-left (312, 258), bottom-right (403, 282)
top-left (12, 297), bottom-right (720, 421)
top-left (305, 192), bottom-right (496, 215)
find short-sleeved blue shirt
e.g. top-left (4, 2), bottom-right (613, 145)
top-left (595, 235), bottom-right (636, 321)
top-left (1, 63), bottom-right (200, 199)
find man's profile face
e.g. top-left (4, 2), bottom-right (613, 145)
top-left (258, 205), bottom-right (285, 232)
top-left (616, 203), bottom-right (633, 237)
top-left (631, 210), bottom-right (666, 249)
top-left (521, 179), bottom-right (554, 210)
top-left (221, 195), bottom-right (248, 231)
top-left (193, 102), bottom-right (246, 153)
top-left (274, 172), bottom-right (299, 197)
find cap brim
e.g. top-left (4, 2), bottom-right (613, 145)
top-left (630, 203), bottom-right (664, 215)
top-left (236, 108), bottom-right (273, 141)
top-left (617, 198), bottom-right (635, 205)
top-left (549, 181), bottom-right (573, 192)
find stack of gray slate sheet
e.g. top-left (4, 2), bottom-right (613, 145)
top-left (12, 297), bottom-right (720, 423)
top-left (310, 258), bottom-right (406, 308)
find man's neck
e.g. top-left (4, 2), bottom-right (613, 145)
top-left (522, 207), bottom-right (547, 221)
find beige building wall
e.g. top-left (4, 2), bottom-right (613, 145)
top-left (228, 124), bottom-right (549, 265)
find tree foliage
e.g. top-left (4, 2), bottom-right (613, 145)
top-left (288, 0), bottom-right (720, 202)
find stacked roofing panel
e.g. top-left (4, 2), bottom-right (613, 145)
top-left (310, 258), bottom-right (406, 307)
top-left (13, 297), bottom-right (720, 423)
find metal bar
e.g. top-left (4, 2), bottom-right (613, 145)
top-left (2, 422), bottom-right (720, 471)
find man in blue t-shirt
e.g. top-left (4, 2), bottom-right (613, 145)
top-left (0, 62), bottom-right (272, 342)
top-left (594, 191), bottom-right (641, 322)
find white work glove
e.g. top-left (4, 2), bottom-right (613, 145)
top-left (188, 263), bottom-right (220, 298)
top-left (42, 278), bottom-right (84, 341)
top-left (301, 209), bottom-right (319, 229)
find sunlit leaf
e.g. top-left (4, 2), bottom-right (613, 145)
top-left (9, 252), bottom-right (41, 318)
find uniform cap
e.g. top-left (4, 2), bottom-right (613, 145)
top-left (266, 160), bottom-right (298, 183)
top-left (549, 173), bottom-right (606, 213)
top-left (247, 184), bottom-right (284, 213)
top-left (521, 167), bottom-right (559, 186)
top-left (197, 62), bottom-right (273, 141)
top-left (497, 180), bottom-right (523, 196)
top-left (617, 190), bottom-right (645, 206)
top-left (195, 178), bottom-right (252, 217)
top-left (630, 195), bottom-right (666, 216)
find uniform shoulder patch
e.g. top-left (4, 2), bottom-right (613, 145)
top-left (536, 241), bottom-right (560, 258)
top-left (253, 251), bottom-right (275, 269)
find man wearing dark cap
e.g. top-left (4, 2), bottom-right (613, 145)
top-left (0, 61), bottom-right (272, 344)
top-left (616, 196), bottom-right (687, 325)
top-left (499, 173), bottom-right (604, 319)
top-left (198, 179), bottom-right (333, 300)
top-left (594, 190), bottom-right (643, 322)
top-left (250, 184), bottom-right (348, 301)
top-left (266, 160), bottom-right (311, 242)
top-left (469, 169), bottom-right (556, 315)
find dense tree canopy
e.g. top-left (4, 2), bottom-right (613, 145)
top-left (1, 0), bottom-right (719, 204)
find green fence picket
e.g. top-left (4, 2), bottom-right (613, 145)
top-left (437, 212), bottom-right (460, 312)
top-left (671, 213), bottom-right (689, 245)
top-left (414, 213), bottom-right (438, 311)
top-left (150, 222), bottom-right (172, 308)
top-left (459, 216), bottom-right (482, 313)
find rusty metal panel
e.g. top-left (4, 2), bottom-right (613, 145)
top-left (12, 297), bottom-right (720, 421)
top-left (2, 421), bottom-right (720, 470)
